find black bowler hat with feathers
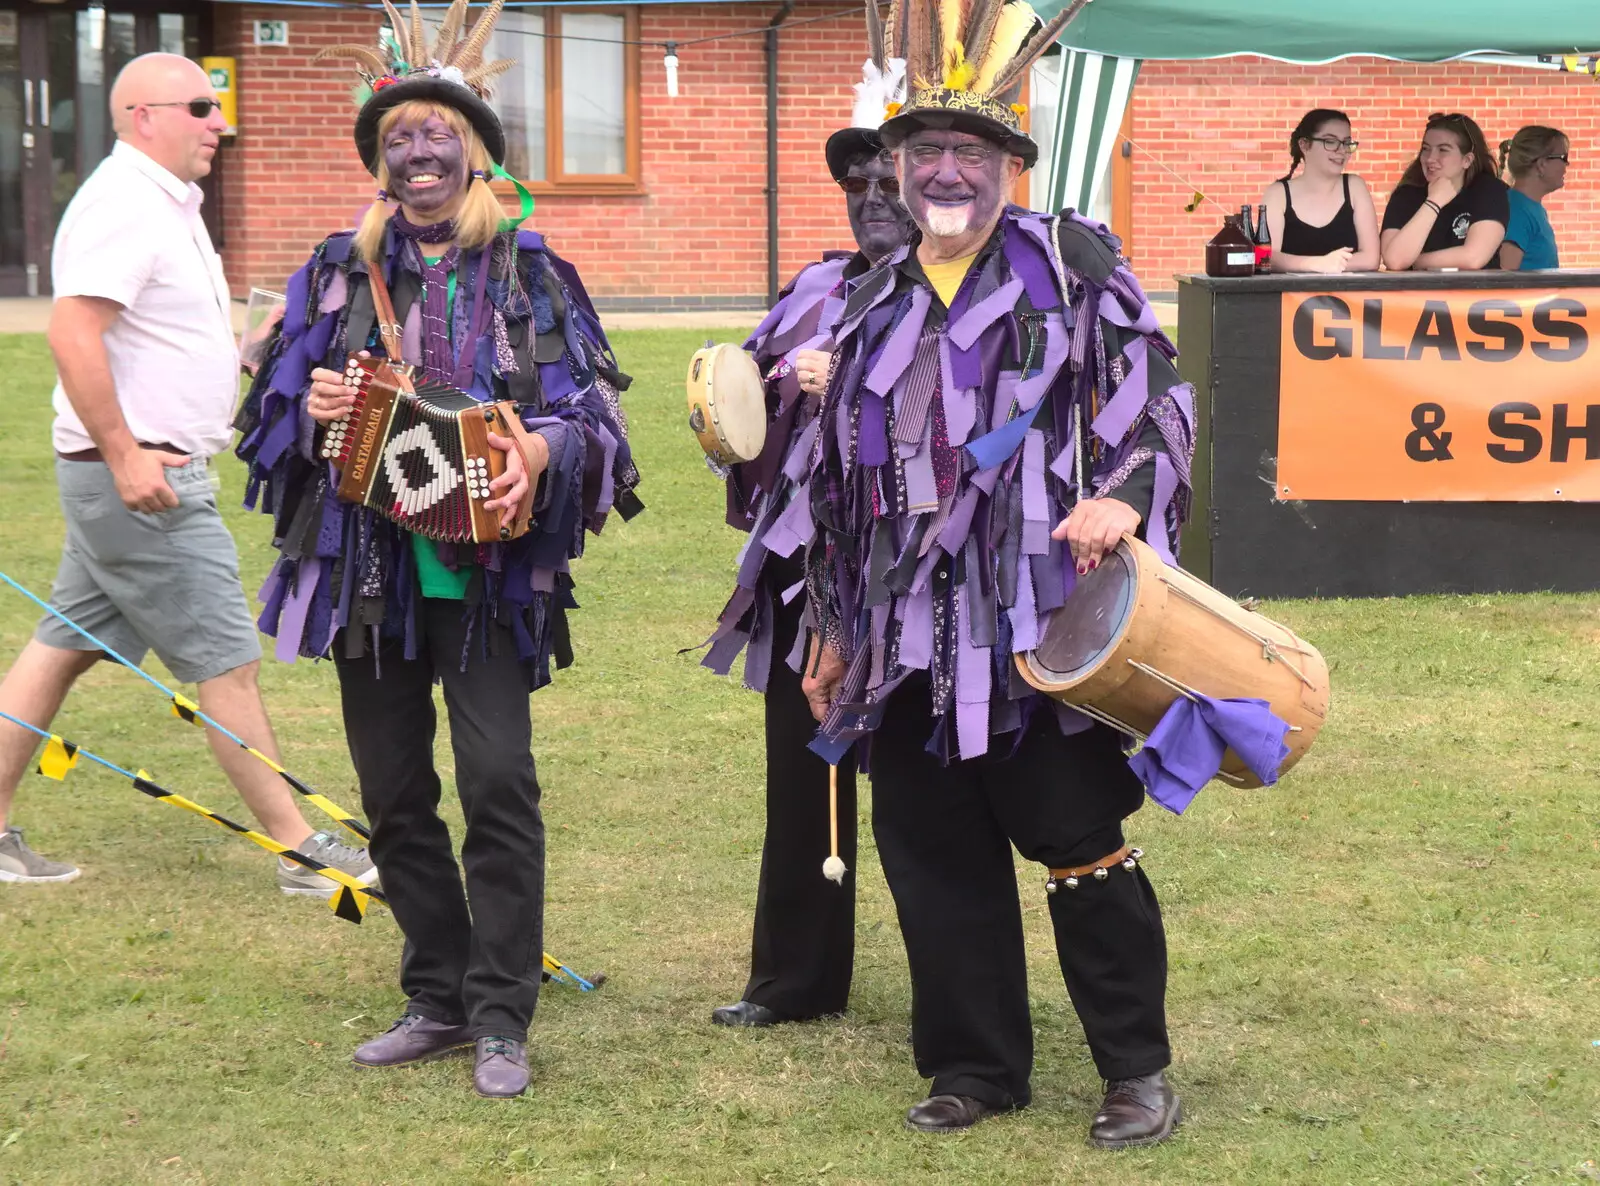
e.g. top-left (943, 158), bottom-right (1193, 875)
top-left (876, 0), bottom-right (1088, 169)
top-left (315, 0), bottom-right (516, 173)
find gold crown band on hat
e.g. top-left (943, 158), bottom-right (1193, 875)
top-left (900, 86), bottom-right (1025, 134)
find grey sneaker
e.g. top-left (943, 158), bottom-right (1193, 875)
top-left (277, 831), bottom-right (379, 897)
top-left (0, 828), bottom-right (80, 883)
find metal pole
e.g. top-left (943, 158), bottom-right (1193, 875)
top-left (764, 1), bottom-right (794, 307)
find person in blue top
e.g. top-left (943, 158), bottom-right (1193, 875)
top-left (1498, 125), bottom-right (1568, 271)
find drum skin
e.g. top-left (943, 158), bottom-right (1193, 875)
top-left (1017, 536), bottom-right (1330, 788)
top-left (686, 344), bottom-right (767, 465)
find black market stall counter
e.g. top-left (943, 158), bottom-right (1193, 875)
top-left (1176, 270), bottom-right (1600, 598)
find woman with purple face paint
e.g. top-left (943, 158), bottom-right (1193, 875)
top-left (760, 0), bottom-right (1193, 1148)
top-left (235, 0), bottom-right (640, 1101)
top-left (704, 48), bottom-right (913, 1032)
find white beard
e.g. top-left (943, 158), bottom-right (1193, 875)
top-left (923, 201), bottom-right (972, 238)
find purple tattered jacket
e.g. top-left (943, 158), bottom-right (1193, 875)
top-left (235, 224), bottom-right (642, 688)
top-left (706, 206), bottom-right (1195, 764)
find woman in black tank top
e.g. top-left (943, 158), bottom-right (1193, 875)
top-left (1258, 109), bottom-right (1381, 273)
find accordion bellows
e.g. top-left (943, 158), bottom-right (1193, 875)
top-left (319, 356), bottom-right (528, 543)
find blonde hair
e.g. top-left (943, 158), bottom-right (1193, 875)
top-left (354, 99), bottom-right (515, 262)
top-left (1498, 125), bottom-right (1567, 180)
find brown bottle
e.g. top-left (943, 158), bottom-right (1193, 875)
top-left (1205, 215), bottom-right (1257, 278)
top-left (1254, 203), bottom-right (1272, 273)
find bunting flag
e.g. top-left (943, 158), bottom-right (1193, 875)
top-left (1040, 49), bottom-right (1140, 218)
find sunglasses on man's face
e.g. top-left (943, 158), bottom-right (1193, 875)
top-left (127, 98), bottom-right (223, 119)
top-left (839, 175), bottom-right (900, 196)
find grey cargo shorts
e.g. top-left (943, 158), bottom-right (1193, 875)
top-left (35, 457), bottom-right (262, 685)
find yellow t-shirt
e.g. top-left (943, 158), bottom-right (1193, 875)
top-left (922, 251), bottom-right (981, 307)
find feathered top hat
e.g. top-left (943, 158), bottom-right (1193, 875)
top-left (876, 0), bottom-right (1086, 169)
top-left (824, 0), bottom-right (908, 182)
top-left (316, 0), bottom-right (517, 174)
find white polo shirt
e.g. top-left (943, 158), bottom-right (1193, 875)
top-left (51, 140), bottom-right (239, 458)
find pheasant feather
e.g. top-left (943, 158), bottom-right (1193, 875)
top-left (960, 0), bottom-right (1006, 86)
top-left (937, 0), bottom-right (967, 77)
top-left (408, 0), bottom-right (427, 69)
top-left (314, 45), bottom-right (390, 78)
top-left (379, 0), bottom-right (413, 66)
top-left (971, 0), bottom-right (1035, 94)
top-left (865, 0), bottom-right (886, 70)
top-left (451, 0), bottom-right (506, 71)
top-left (462, 58), bottom-right (515, 92)
top-left (430, 0), bottom-right (468, 64)
top-left (989, 0), bottom-right (1087, 95)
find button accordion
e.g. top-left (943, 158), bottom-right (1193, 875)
top-left (318, 356), bottom-right (529, 543)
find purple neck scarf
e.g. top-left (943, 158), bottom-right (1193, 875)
top-left (391, 210), bottom-right (457, 245)
top-left (416, 244), bottom-right (461, 386)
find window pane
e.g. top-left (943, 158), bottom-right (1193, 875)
top-left (422, 10), bottom-right (545, 181)
top-left (560, 13), bottom-right (624, 175)
top-left (493, 11), bottom-right (545, 181)
top-left (157, 14), bottom-right (185, 54)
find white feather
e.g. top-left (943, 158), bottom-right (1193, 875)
top-left (850, 57), bottom-right (907, 129)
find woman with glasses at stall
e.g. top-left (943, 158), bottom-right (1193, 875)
top-left (1259, 109), bottom-right (1380, 273)
top-left (1381, 112), bottom-right (1508, 271)
top-left (1497, 126), bottom-right (1569, 271)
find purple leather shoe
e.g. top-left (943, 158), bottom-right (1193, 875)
top-left (473, 1036), bottom-right (530, 1098)
top-left (352, 1014), bottom-right (472, 1067)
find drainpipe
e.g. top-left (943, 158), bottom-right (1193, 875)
top-left (763, 1), bottom-right (793, 307)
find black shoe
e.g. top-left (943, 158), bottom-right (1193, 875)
top-left (904, 1094), bottom-right (1008, 1133)
top-left (711, 1000), bottom-right (783, 1027)
top-left (1088, 1071), bottom-right (1182, 1149)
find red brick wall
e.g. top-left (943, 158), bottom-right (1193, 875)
top-left (215, 1), bottom-right (865, 306)
top-left (215, 11), bottom-right (1600, 308)
top-left (1125, 56), bottom-right (1600, 288)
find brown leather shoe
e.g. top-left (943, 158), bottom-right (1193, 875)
top-left (1088, 1071), bottom-right (1182, 1149)
top-left (904, 1094), bottom-right (1008, 1133)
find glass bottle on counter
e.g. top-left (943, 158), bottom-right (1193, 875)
top-left (1205, 215), bottom-right (1257, 278)
top-left (1239, 203), bottom-right (1255, 242)
top-left (1254, 203), bottom-right (1272, 273)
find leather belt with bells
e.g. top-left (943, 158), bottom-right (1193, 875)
top-left (1045, 845), bottom-right (1143, 893)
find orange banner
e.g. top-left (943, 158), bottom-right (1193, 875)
top-left (1277, 288), bottom-right (1600, 501)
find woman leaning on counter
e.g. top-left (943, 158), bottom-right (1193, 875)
top-left (1498, 125), bottom-right (1568, 271)
top-left (1259, 108), bottom-right (1381, 273)
top-left (1380, 112), bottom-right (1508, 271)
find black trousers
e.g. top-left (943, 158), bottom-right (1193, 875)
top-left (739, 556), bottom-right (859, 1018)
top-left (333, 599), bottom-right (545, 1041)
top-left (870, 680), bottom-right (1170, 1108)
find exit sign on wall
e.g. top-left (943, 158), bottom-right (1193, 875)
top-left (253, 19), bottom-right (289, 46)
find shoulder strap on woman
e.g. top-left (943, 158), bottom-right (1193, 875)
top-left (1280, 178), bottom-right (1294, 212)
top-left (1342, 174), bottom-right (1351, 204)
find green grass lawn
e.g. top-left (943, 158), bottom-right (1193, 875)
top-left (1, 330), bottom-right (1597, 1184)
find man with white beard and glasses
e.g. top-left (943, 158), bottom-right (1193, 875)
top-left (758, 0), bottom-right (1196, 1147)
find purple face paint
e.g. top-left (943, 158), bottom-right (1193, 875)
top-left (384, 113), bottom-right (468, 219)
top-left (844, 151), bottom-right (914, 263)
top-left (899, 129), bottom-right (1012, 242)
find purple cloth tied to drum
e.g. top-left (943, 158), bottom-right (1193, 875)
top-left (1127, 693), bottom-right (1292, 814)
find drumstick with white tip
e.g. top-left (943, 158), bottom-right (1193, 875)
top-left (822, 763), bottom-right (847, 884)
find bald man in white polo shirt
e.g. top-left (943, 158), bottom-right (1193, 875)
top-left (0, 54), bottom-right (375, 894)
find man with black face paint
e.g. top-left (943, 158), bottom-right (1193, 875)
top-left (750, 0), bottom-right (1195, 1148)
top-left (237, 4), bottom-right (641, 1100)
top-left (704, 55), bottom-right (913, 1029)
